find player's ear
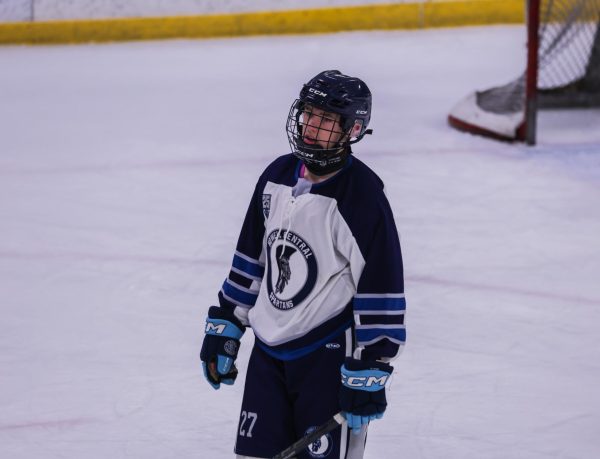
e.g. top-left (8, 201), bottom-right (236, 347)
top-left (350, 120), bottom-right (363, 138)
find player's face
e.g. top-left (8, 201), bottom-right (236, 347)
top-left (300, 105), bottom-right (345, 150)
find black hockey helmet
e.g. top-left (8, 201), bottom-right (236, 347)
top-left (286, 70), bottom-right (373, 176)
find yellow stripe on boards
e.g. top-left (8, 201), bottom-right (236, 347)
top-left (423, 0), bottom-right (525, 28)
top-left (0, 1), bottom-right (524, 46)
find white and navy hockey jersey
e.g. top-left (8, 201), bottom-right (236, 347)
top-left (218, 153), bottom-right (405, 363)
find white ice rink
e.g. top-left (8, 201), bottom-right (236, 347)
top-left (1, 25), bottom-right (600, 458)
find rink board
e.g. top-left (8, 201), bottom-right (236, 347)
top-left (0, 0), bottom-right (523, 45)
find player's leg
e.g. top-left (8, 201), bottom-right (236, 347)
top-left (234, 343), bottom-right (294, 458)
top-left (286, 327), bottom-right (368, 459)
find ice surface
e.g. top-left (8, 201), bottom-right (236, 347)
top-left (1, 26), bottom-right (599, 459)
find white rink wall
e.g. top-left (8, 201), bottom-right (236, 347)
top-left (0, 0), bottom-right (420, 22)
top-left (0, 0), bottom-right (31, 22)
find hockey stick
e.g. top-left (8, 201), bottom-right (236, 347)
top-left (272, 412), bottom-right (345, 459)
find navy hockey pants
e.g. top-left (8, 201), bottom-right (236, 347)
top-left (234, 327), bottom-right (367, 459)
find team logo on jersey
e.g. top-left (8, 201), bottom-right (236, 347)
top-left (262, 194), bottom-right (271, 219)
top-left (304, 426), bottom-right (333, 458)
top-left (266, 229), bottom-right (317, 310)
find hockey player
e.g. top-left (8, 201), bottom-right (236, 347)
top-left (200, 70), bottom-right (406, 459)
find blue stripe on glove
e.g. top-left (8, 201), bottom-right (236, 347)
top-left (204, 317), bottom-right (244, 340)
top-left (343, 412), bottom-right (384, 432)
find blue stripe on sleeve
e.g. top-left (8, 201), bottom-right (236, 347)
top-left (356, 327), bottom-right (406, 343)
top-left (222, 280), bottom-right (259, 307)
top-left (232, 254), bottom-right (265, 278)
top-left (353, 296), bottom-right (406, 312)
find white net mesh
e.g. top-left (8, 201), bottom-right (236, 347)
top-left (538, 0), bottom-right (600, 89)
top-left (475, 0), bottom-right (600, 114)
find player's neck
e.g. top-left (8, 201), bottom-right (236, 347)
top-left (303, 168), bottom-right (340, 184)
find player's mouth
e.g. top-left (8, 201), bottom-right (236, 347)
top-left (303, 136), bottom-right (317, 145)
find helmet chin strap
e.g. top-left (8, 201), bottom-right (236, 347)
top-left (347, 128), bottom-right (373, 145)
top-left (298, 141), bottom-right (351, 176)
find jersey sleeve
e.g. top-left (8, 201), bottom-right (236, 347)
top-left (217, 178), bottom-right (267, 326)
top-left (352, 196), bottom-right (406, 363)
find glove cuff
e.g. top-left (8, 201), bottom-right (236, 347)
top-left (208, 306), bottom-right (245, 329)
top-left (343, 357), bottom-right (393, 374)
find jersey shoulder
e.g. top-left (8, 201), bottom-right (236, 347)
top-left (347, 155), bottom-right (386, 196)
top-left (333, 156), bottom-right (398, 252)
top-left (258, 153), bottom-right (299, 187)
top-left (336, 155), bottom-right (390, 220)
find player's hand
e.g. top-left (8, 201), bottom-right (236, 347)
top-left (338, 358), bottom-right (393, 434)
top-left (200, 306), bottom-right (245, 389)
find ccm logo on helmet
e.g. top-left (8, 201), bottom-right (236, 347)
top-left (342, 374), bottom-right (389, 388)
top-left (205, 323), bottom-right (226, 334)
top-left (308, 88), bottom-right (328, 97)
top-left (356, 110), bottom-right (368, 114)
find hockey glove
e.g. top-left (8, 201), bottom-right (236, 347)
top-left (200, 306), bottom-right (245, 390)
top-left (339, 357), bottom-right (393, 434)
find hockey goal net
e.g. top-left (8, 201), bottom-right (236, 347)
top-left (448, 0), bottom-right (600, 144)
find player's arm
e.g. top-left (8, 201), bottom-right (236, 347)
top-left (200, 178), bottom-right (267, 389)
top-left (340, 196), bottom-right (405, 431)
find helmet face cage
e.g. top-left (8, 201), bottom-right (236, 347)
top-left (286, 99), bottom-right (350, 168)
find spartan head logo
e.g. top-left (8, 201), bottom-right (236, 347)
top-left (310, 438), bottom-right (322, 453)
top-left (304, 426), bottom-right (332, 458)
top-left (275, 245), bottom-right (297, 294)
